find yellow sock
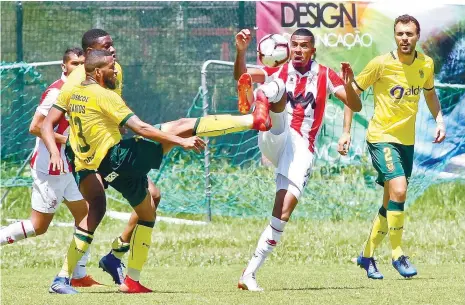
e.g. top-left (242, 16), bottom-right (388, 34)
top-left (127, 221), bottom-right (154, 281)
top-left (387, 200), bottom-right (405, 260)
top-left (194, 115), bottom-right (253, 137)
top-left (58, 227), bottom-right (93, 278)
top-left (363, 206), bottom-right (388, 257)
top-left (111, 236), bottom-right (130, 260)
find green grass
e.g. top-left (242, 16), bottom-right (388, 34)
top-left (1, 265), bottom-right (464, 305)
top-left (1, 182), bottom-right (464, 303)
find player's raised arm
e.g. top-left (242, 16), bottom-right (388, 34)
top-left (233, 28), bottom-right (266, 83)
top-left (333, 62), bottom-right (362, 112)
top-left (125, 115), bottom-right (205, 153)
top-left (41, 106), bottom-right (67, 172)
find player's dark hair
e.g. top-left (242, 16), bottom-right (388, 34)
top-left (394, 14), bottom-right (420, 35)
top-left (81, 29), bottom-right (110, 50)
top-left (62, 47), bottom-right (84, 63)
top-left (85, 49), bottom-right (113, 73)
top-left (291, 28), bottom-right (315, 43)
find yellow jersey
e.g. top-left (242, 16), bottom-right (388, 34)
top-left (354, 50), bottom-right (435, 145)
top-left (54, 84), bottom-right (134, 171)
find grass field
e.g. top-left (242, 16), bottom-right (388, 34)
top-left (1, 182), bottom-right (464, 304)
top-left (2, 264), bottom-right (464, 305)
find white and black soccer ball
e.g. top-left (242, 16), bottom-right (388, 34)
top-left (257, 34), bottom-right (290, 68)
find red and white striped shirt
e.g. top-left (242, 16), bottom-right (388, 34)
top-left (262, 61), bottom-right (344, 152)
top-left (30, 73), bottom-right (72, 175)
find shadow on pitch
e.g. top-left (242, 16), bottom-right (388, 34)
top-left (274, 286), bottom-right (374, 291)
top-left (80, 290), bottom-right (189, 294)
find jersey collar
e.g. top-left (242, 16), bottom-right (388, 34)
top-left (391, 49), bottom-right (418, 63)
top-left (288, 60), bottom-right (318, 78)
top-left (61, 73), bottom-right (67, 82)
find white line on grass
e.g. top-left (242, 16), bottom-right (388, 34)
top-left (5, 211), bottom-right (208, 227)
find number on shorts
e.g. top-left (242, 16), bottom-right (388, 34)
top-left (383, 147), bottom-right (392, 162)
top-left (73, 116), bottom-right (90, 153)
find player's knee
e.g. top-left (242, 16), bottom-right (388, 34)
top-left (256, 78), bottom-right (286, 103)
top-left (152, 193), bottom-right (161, 211)
top-left (149, 188), bottom-right (161, 206)
top-left (33, 223), bottom-right (49, 236)
top-left (390, 184), bottom-right (407, 201)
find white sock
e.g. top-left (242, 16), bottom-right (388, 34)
top-left (72, 248), bottom-right (90, 279)
top-left (127, 268), bottom-right (141, 281)
top-left (269, 110), bottom-right (287, 135)
top-left (243, 216), bottom-right (287, 277)
top-left (0, 220), bottom-right (36, 246)
top-left (72, 226), bottom-right (90, 279)
top-left (255, 78), bottom-right (286, 103)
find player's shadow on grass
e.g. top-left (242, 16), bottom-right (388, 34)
top-left (275, 286), bottom-right (374, 291)
top-left (81, 290), bottom-right (189, 294)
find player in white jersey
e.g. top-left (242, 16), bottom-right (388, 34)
top-left (0, 48), bottom-right (101, 287)
top-left (234, 28), bottom-right (362, 291)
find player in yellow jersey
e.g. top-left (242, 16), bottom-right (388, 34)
top-left (42, 49), bottom-right (274, 294)
top-left (52, 29), bottom-right (162, 287)
top-left (337, 15), bottom-right (446, 279)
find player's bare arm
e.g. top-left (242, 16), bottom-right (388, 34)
top-left (337, 105), bottom-right (354, 156)
top-left (125, 115), bottom-right (205, 153)
top-left (29, 112), bottom-right (67, 144)
top-left (423, 88), bottom-right (446, 143)
top-left (234, 28), bottom-right (266, 83)
top-left (334, 62), bottom-right (362, 112)
top-left (41, 106), bottom-right (66, 172)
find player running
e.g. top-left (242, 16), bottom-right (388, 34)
top-left (234, 28), bottom-right (362, 291)
top-left (337, 15), bottom-right (446, 279)
top-left (0, 47), bottom-right (101, 287)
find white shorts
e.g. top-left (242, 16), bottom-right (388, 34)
top-left (258, 121), bottom-right (314, 199)
top-left (31, 169), bottom-right (83, 213)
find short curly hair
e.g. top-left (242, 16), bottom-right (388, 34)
top-left (394, 14), bottom-right (420, 35)
top-left (81, 29), bottom-right (110, 50)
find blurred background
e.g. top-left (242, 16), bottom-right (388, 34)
top-left (1, 1), bottom-right (464, 221)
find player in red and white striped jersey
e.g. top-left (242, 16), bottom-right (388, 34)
top-left (0, 48), bottom-right (101, 286)
top-left (234, 28), bottom-right (362, 291)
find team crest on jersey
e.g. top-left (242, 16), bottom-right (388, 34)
top-left (288, 76), bottom-right (296, 85)
top-left (419, 69), bottom-right (424, 78)
top-left (104, 171), bottom-right (119, 182)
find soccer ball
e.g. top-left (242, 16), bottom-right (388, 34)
top-left (257, 34), bottom-right (290, 68)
